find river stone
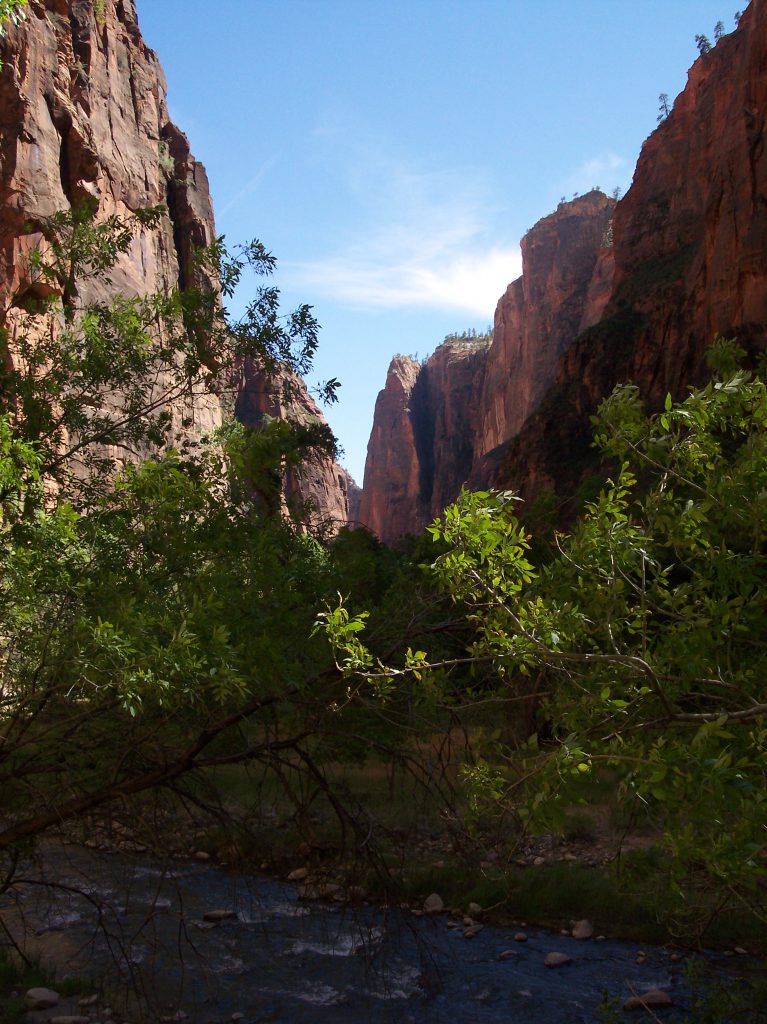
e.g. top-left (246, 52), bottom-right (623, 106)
top-left (623, 989), bottom-right (673, 1010)
top-left (572, 918), bottom-right (594, 940)
top-left (25, 988), bottom-right (60, 1010)
top-left (467, 901), bottom-right (483, 917)
top-left (514, 931), bottom-right (527, 942)
top-left (202, 909), bottom-right (237, 922)
top-left (287, 867), bottom-right (308, 881)
top-left (78, 994), bottom-right (99, 1007)
top-left (463, 923), bottom-right (484, 938)
top-left (499, 949), bottom-right (517, 959)
top-left (423, 893), bottom-right (444, 913)
top-left (318, 882), bottom-right (342, 899)
top-left (544, 952), bottom-right (572, 968)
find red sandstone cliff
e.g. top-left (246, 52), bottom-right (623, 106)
top-left (0, 0), bottom-right (222, 438)
top-left (358, 355), bottom-right (422, 540)
top-left (362, 0), bottom-right (767, 539)
top-left (478, 191), bottom-right (614, 457)
top-left (498, 0), bottom-right (767, 503)
top-left (0, 0), bottom-right (352, 526)
top-left (236, 360), bottom-right (359, 531)
top-left (360, 193), bottom-right (614, 543)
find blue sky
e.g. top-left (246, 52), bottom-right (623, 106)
top-left (136, 0), bottom-right (739, 482)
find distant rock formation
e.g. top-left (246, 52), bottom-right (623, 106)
top-left (0, 0), bottom-right (354, 527)
top-left (236, 360), bottom-right (359, 531)
top-left (360, 193), bottom-right (613, 543)
top-left (361, 0), bottom-right (767, 541)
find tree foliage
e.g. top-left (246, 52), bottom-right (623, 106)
top-left (0, 202), bottom-right (335, 507)
top-left (322, 339), bottom-right (767, 914)
top-left (0, 204), bottom-right (347, 866)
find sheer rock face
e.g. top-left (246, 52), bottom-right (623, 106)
top-left (358, 355), bottom-right (422, 541)
top-left (362, 0), bottom-right (767, 538)
top-left (360, 195), bottom-right (612, 543)
top-left (0, 0), bottom-right (351, 525)
top-left (235, 360), bottom-right (359, 531)
top-left (0, 0), bottom-right (207, 308)
top-left (477, 191), bottom-right (614, 458)
top-left (497, 0), bottom-right (767, 504)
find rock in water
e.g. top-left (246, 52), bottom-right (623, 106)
top-left (544, 952), bottom-right (572, 968)
top-left (572, 918), bottom-right (594, 940)
top-left (423, 893), bottom-right (444, 913)
top-left (623, 989), bottom-right (673, 1010)
top-left (25, 988), bottom-right (60, 1009)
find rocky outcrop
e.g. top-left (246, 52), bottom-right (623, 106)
top-left (477, 191), bottom-right (614, 458)
top-left (0, 0), bottom-right (351, 526)
top-left (362, 0), bottom-right (767, 539)
top-left (358, 337), bottom-right (492, 542)
top-left (236, 360), bottom-right (359, 531)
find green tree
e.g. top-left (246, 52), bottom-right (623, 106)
top-left (1, 202), bottom-right (335, 507)
top-left (696, 33), bottom-right (713, 54)
top-left (322, 340), bottom-right (767, 923)
top-left (0, 0), bottom-right (25, 69)
top-left (0, 205), bottom-right (347, 870)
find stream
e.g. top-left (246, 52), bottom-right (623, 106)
top-left (1, 844), bottom-right (737, 1022)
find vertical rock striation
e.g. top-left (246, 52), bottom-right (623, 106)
top-left (0, 0), bottom-right (352, 526)
top-left (358, 355), bottom-right (423, 540)
top-left (477, 191), bottom-right (614, 458)
top-left (499, 0), bottom-right (767, 503)
top-left (361, 0), bottom-right (767, 539)
top-left (360, 194), bottom-right (614, 543)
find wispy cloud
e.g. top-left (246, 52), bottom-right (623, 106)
top-left (292, 242), bottom-right (520, 319)
top-left (218, 155), bottom-right (279, 217)
top-left (283, 135), bottom-right (521, 319)
top-left (558, 150), bottom-right (629, 199)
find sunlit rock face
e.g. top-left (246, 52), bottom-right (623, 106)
top-left (358, 355), bottom-right (423, 541)
top-left (360, 195), bottom-right (613, 543)
top-left (0, 0), bottom-right (222, 439)
top-left (362, 0), bottom-right (767, 538)
top-left (496, 0), bottom-right (767, 505)
top-left (476, 191), bottom-right (615, 460)
top-left (0, 0), bottom-right (352, 525)
top-left (358, 338), bottom-right (492, 543)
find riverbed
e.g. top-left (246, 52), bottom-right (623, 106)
top-left (1, 844), bottom-right (734, 1022)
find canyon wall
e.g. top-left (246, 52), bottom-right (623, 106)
top-left (498, 0), bottom-right (767, 504)
top-left (361, 192), bottom-right (614, 543)
top-left (357, 338), bottom-right (492, 540)
top-left (361, 0), bottom-right (767, 540)
top-left (235, 359), bottom-right (359, 531)
top-left (0, 0), bottom-right (353, 526)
